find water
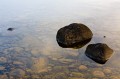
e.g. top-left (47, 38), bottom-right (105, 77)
top-left (0, 0), bottom-right (120, 79)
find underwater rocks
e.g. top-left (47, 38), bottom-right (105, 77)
top-left (0, 57), bottom-right (7, 63)
top-left (58, 58), bottom-right (74, 64)
top-left (31, 57), bottom-right (48, 73)
top-left (103, 68), bottom-right (112, 74)
top-left (92, 70), bottom-right (105, 78)
top-left (85, 43), bottom-right (114, 64)
top-left (70, 72), bottom-right (84, 78)
top-left (79, 65), bottom-right (88, 71)
top-left (0, 75), bottom-right (8, 79)
top-left (56, 23), bottom-right (93, 48)
top-left (10, 69), bottom-right (25, 77)
top-left (0, 66), bottom-right (5, 70)
top-left (68, 78), bottom-right (85, 79)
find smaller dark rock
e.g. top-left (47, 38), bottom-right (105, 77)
top-left (7, 28), bottom-right (14, 31)
top-left (103, 36), bottom-right (106, 38)
top-left (85, 43), bottom-right (113, 64)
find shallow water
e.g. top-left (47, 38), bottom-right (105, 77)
top-left (0, 0), bottom-right (120, 79)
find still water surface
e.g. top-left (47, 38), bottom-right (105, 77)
top-left (0, 0), bottom-right (120, 79)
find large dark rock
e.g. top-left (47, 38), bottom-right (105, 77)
top-left (85, 43), bottom-right (114, 64)
top-left (56, 23), bottom-right (93, 48)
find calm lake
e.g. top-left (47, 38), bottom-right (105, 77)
top-left (0, 0), bottom-right (120, 79)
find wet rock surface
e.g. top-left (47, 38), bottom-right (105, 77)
top-left (85, 43), bottom-right (114, 64)
top-left (56, 23), bottom-right (93, 48)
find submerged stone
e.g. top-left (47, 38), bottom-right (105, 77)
top-left (58, 58), bottom-right (74, 64)
top-left (79, 65), bottom-right (88, 71)
top-left (0, 57), bottom-right (7, 63)
top-left (70, 72), bottom-right (84, 77)
top-left (10, 69), bottom-right (25, 77)
top-left (103, 68), bottom-right (112, 74)
top-left (0, 75), bottom-right (8, 79)
top-left (85, 43), bottom-right (114, 64)
top-left (0, 66), bottom-right (5, 70)
top-left (69, 77), bottom-right (85, 79)
top-left (31, 57), bottom-right (48, 73)
top-left (56, 23), bottom-right (93, 48)
top-left (110, 76), bottom-right (120, 79)
top-left (92, 70), bottom-right (105, 78)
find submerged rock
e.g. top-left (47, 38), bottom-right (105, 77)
top-left (0, 57), bottom-right (7, 63)
top-left (85, 43), bottom-right (113, 64)
top-left (10, 69), bottom-right (25, 77)
top-left (31, 57), bottom-right (48, 73)
top-left (92, 70), bottom-right (105, 78)
top-left (58, 58), bottom-right (74, 64)
top-left (0, 66), bottom-right (5, 70)
top-left (103, 68), bottom-right (112, 74)
top-left (43, 72), bottom-right (68, 79)
top-left (70, 72), bottom-right (84, 77)
top-left (13, 61), bottom-right (24, 65)
top-left (56, 23), bottom-right (93, 48)
top-left (69, 77), bottom-right (85, 79)
top-left (0, 75), bottom-right (8, 79)
top-left (110, 76), bottom-right (120, 79)
top-left (79, 65), bottom-right (88, 71)
top-left (92, 78), bottom-right (98, 79)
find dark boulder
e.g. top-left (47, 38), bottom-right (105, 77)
top-left (56, 23), bottom-right (93, 48)
top-left (85, 43), bottom-right (113, 64)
